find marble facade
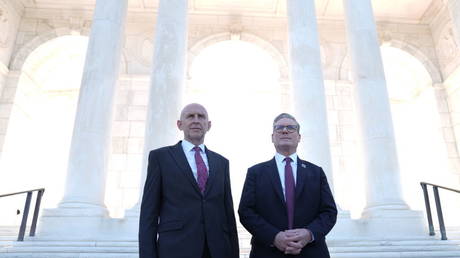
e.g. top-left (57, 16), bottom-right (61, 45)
top-left (0, 0), bottom-right (459, 244)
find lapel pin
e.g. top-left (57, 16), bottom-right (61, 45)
top-left (301, 163), bottom-right (306, 168)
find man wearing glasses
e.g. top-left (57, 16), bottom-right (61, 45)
top-left (239, 113), bottom-right (337, 258)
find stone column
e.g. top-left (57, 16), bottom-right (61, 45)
top-left (343, 0), bottom-right (424, 236)
top-left (128, 0), bottom-right (188, 213)
top-left (286, 0), bottom-right (334, 190)
top-left (39, 0), bottom-right (128, 238)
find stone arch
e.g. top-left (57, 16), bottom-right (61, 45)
top-left (10, 27), bottom-right (128, 74)
top-left (187, 32), bottom-right (289, 80)
top-left (383, 40), bottom-right (442, 83)
top-left (338, 52), bottom-right (349, 82)
top-left (10, 28), bottom-right (87, 70)
top-left (338, 40), bottom-right (443, 84)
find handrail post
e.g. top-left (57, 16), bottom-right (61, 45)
top-left (421, 183), bottom-right (435, 236)
top-left (17, 191), bottom-right (32, 241)
top-left (433, 186), bottom-right (447, 240)
top-left (29, 189), bottom-right (44, 237)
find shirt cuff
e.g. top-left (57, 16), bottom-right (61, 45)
top-left (307, 229), bottom-right (315, 244)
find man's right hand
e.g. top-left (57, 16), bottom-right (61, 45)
top-left (273, 231), bottom-right (302, 254)
top-left (274, 231), bottom-right (290, 251)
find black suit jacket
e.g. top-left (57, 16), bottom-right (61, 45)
top-left (139, 141), bottom-right (239, 258)
top-left (238, 157), bottom-right (337, 258)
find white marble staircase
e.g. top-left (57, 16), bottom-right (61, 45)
top-left (1, 227), bottom-right (460, 258)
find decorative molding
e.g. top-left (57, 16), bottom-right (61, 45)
top-left (420, 0), bottom-right (445, 25)
top-left (229, 22), bottom-right (243, 41)
top-left (436, 22), bottom-right (460, 70)
top-left (124, 30), bottom-right (153, 67)
top-left (139, 37), bottom-right (153, 66)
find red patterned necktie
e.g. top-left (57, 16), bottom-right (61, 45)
top-left (284, 157), bottom-right (295, 229)
top-left (193, 146), bottom-right (208, 194)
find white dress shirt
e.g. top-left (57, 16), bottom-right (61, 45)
top-left (181, 140), bottom-right (209, 180)
top-left (275, 152), bottom-right (315, 242)
top-left (274, 152), bottom-right (298, 200)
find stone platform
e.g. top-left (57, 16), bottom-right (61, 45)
top-left (2, 226), bottom-right (460, 258)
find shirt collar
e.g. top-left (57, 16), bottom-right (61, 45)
top-left (182, 139), bottom-right (205, 152)
top-left (275, 152), bottom-right (297, 164)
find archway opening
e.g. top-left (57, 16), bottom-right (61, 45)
top-left (187, 39), bottom-right (288, 206)
top-left (0, 35), bottom-right (88, 225)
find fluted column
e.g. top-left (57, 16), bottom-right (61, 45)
top-left (343, 0), bottom-right (410, 215)
top-left (60, 0), bottom-right (128, 210)
top-left (286, 0), bottom-right (334, 190)
top-left (129, 0), bottom-right (188, 213)
top-left (39, 0), bottom-right (128, 238)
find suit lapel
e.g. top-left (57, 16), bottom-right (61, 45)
top-left (295, 158), bottom-right (307, 199)
top-left (267, 158), bottom-right (286, 206)
top-left (204, 147), bottom-right (218, 196)
top-left (169, 141), bottom-right (202, 194)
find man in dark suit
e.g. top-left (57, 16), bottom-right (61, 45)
top-left (139, 103), bottom-right (239, 258)
top-left (239, 113), bottom-right (337, 258)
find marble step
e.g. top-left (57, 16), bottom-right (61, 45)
top-left (0, 226), bottom-right (27, 241)
top-left (0, 227), bottom-right (21, 236)
top-left (2, 239), bottom-right (460, 258)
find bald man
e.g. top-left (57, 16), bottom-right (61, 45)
top-left (139, 103), bottom-right (239, 258)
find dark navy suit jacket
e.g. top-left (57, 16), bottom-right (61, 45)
top-left (238, 157), bottom-right (337, 258)
top-left (139, 141), bottom-right (239, 258)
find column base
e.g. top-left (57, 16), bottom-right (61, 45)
top-left (328, 209), bottom-right (357, 239)
top-left (38, 203), bottom-right (111, 240)
top-left (360, 205), bottom-right (427, 238)
top-left (328, 206), bottom-right (427, 240)
top-left (124, 202), bottom-right (141, 218)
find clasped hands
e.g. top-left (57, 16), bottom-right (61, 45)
top-left (273, 228), bottom-right (312, 255)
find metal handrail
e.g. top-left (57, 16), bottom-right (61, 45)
top-left (0, 188), bottom-right (45, 241)
top-left (420, 182), bottom-right (460, 240)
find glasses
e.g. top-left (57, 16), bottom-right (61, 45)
top-left (273, 125), bottom-right (299, 133)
